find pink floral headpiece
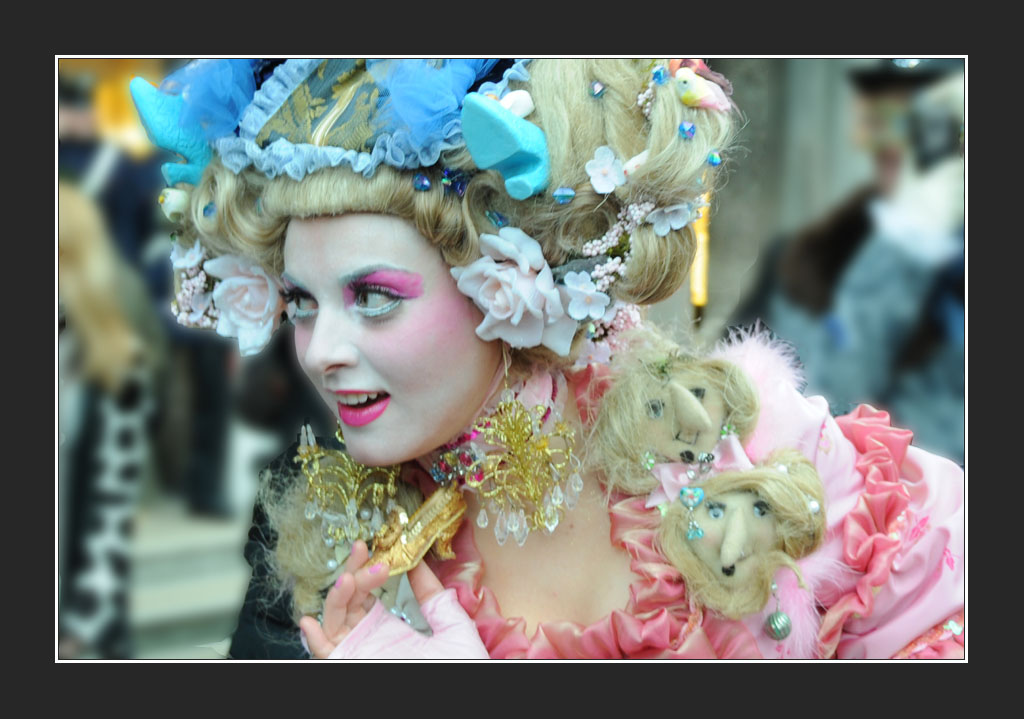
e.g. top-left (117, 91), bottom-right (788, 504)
top-left (169, 237), bottom-right (285, 356)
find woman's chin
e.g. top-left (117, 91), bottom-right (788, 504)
top-left (341, 437), bottom-right (420, 468)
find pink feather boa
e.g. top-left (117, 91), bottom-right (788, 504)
top-left (711, 323), bottom-right (806, 464)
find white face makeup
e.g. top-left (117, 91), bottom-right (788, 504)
top-left (283, 213), bottom-right (502, 466)
top-left (643, 366), bottom-right (726, 462)
top-left (690, 490), bottom-right (779, 585)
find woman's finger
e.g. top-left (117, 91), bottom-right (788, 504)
top-left (407, 559), bottom-right (445, 604)
top-left (347, 562), bottom-right (390, 620)
top-left (345, 540), bottom-right (369, 574)
top-left (299, 615), bottom-right (337, 659)
top-left (321, 573), bottom-right (355, 639)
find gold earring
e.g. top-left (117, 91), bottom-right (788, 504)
top-left (464, 346), bottom-right (582, 547)
top-left (295, 423), bottom-right (400, 569)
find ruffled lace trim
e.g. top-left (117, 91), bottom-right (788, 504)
top-left (817, 405), bottom-right (915, 657)
top-left (215, 59), bottom-right (470, 180)
top-left (236, 59), bottom-right (320, 143)
top-left (430, 492), bottom-right (767, 658)
top-left (476, 59), bottom-right (532, 100)
top-left (892, 611), bottom-right (965, 659)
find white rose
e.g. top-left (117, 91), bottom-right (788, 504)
top-left (204, 255), bottom-right (284, 356)
top-left (451, 228), bottom-right (577, 356)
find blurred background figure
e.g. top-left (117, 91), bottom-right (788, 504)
top-left (727, 59), bottom-right (965, 465)
top-left (58, 180), bottom-right (167, 658)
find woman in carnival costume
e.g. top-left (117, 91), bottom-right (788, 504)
top-left (131, 58), bottom-right (964, 659)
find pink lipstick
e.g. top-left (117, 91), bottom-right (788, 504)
top-left (335, 392), bottom-right (391, 427)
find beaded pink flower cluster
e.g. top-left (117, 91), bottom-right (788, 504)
top-left (597, 302), bottom-right (642, 353)
top-left (582, 200), bottom-right (655, 292)
top-left (171, 242), bottom-right (220, 329)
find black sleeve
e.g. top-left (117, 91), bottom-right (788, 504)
top-left (228, 451), bottom-right (309, 660)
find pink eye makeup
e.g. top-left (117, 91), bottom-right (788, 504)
top-left (342, 268), bottom-right (423, 319)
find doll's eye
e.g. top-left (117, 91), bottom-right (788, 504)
top-left (690, 387), bottom-right (705, 400)
top-left (646, 399), bottom-right (664, 419)
top-left (707, 502), bottom-right (724, 520)
top-left (753, 500), bottom-right (770, 517)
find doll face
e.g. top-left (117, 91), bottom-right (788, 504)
top-left (690, 490), bottom-right (779, 586)
top-left (643, 366), bottom-right (726, 463)
top-left (283, 213), bottom-right (502, 466)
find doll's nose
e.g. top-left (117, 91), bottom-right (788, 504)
top-left (669, 384), bottom-right (712, 435)
top-left (719, 509), bottom-right (751, 570)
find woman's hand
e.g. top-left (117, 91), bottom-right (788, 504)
top-left (299, 540), bottom-right (390, 659)
top-left (299, 540), bottom-right (451, 659)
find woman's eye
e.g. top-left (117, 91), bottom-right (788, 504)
top-left (753, 501), bottom-right (770, 517)
top-left (707, 503), bottom-right (724, 520)
top-left (281, 289), bottom-right (317, 320)
top-left (646, 399), bottom-right (664, 419)
top-left (353, 285), bottom-right (402, 317)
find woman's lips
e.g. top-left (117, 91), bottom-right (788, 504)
top-left (336, 394), bottom-right (391, 427)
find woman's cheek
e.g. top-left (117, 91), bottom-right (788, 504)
top-left (293, 323), bottom-right (312, 369)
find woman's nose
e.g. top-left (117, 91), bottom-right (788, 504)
top-left (719, 509), bottom-right (751, 569)
top-left (302, 310), bottom-right (359, 375)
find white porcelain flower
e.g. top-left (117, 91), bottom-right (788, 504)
top-left (585, 146), bottom-right (626, 194)
top-left (561, 271), bottom-right (611, 321)
top-left (451, 227), bottom-right (578, 356)
top-left (646, 202), bottom-right (702, 237)
top-left (203, 255), bottom-right (285, 356)
top-left (170, 238), bottom-right (206, 270)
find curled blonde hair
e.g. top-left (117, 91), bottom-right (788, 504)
top-left (657, 450), bottom-right (826, 619)
top-left (589, 327), bottom-right (759, 496)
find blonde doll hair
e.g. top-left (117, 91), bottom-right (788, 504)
top-left (657, 449), bottom-right (826, 620)
top-left (589, 327), bottom-right (759, 496)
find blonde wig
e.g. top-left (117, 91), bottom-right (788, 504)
top-left (180, 59), bottom-right (737, 376)
top-left (657, 449), bottom-right (826, 619)
top-left (589, 327), bottom-right (760, 496)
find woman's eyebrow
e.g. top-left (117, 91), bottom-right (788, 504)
top-left (341, 265), bottom-right (424, 300)
top-left (280, 272), bottom-right (308, 291)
